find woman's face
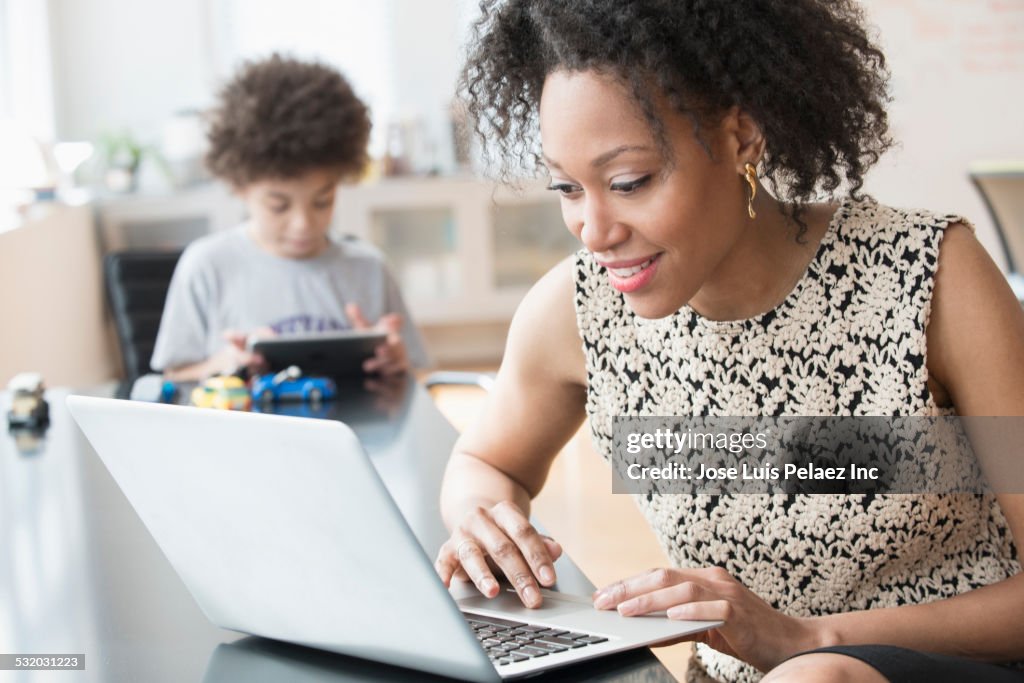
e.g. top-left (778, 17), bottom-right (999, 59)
top-left (539, 70), bottom-right (750, 319)
top-left (240, 167), bottom-right (342, 259)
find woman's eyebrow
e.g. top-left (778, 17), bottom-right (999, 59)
top-left (541, 154), bottom-right (562, 171)
top-left (590, 145), bottom-right (653, 168)
top-left (543, 145), bottom-right (654, 172)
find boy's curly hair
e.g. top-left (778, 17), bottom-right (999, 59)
top-left (205, 54), bottom-right (371, 186)
top-left (461, 0), bottom-right (893, 212)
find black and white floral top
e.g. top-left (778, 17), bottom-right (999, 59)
top-left (573, 197), bottom-right (1020, 682)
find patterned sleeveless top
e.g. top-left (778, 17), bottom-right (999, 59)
top-left (573, 198), bottom-right (1020, 682)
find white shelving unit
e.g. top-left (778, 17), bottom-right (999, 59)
top-left (94, 183), bottom-right (245, 253)
top-left (335, 176), bottom-right (574, 325)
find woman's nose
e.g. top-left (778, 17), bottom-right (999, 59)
top-left (577, 198), bottom-right (629, 254)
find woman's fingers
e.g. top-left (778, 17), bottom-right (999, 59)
top-left (434, 542), bottom-right (461, 587)
top-left (433, 504), bottom-right (558, 608)
top-left (594, 566), bottom-right (731, 610)
top-left (594, 568), bottom-right (678, 609)
top-left (492, 504), bottom-right (559, 588)
top-left (666, 599), bottom-right (733, 622)
top-left (616, 579), bottom-right (713, 616)
top-left (434, 538), bottom-right (478, 586)
top-left (438, 534), bottom-right (500, 597)
top-left (466, 505), bottom-right (550, 607)
top-left (541, 535), bottom-right (563, 563)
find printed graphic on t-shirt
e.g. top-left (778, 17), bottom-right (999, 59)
top-left (270, 315), bottom-right (349, 335)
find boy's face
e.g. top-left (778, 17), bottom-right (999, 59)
top-left (240, 167), bottom-right (343, 259)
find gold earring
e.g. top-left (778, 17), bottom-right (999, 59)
top-left (744, 162), bottom-right (758, 219)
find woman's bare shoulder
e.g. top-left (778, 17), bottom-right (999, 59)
top-left (927, 222), bottom-right (1024, 414)
top-left (504, 256), bottom-right (587, 388)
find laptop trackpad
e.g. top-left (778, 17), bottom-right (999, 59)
top-left (456, 587), bottom-right (600, 620)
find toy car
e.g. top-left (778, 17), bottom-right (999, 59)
top-left (191, 375), bottom-right (252, 411)
top-left (251, 366), bottom-right (337, 406)
top-left (7, 372), bottom-right (49, 429)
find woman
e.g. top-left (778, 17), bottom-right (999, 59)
top-left (435, 1), bottom-right (1024, 681)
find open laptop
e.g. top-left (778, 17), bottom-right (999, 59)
top-left (66, 396), bottom-right (719, 681)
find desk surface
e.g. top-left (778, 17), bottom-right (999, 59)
top-left (0, 380), bottom-right (675, 682)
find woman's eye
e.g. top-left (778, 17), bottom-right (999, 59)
top-left (313, 199), bottom-right (334, 210)
top-left (610, 175), bottom-right (651, 194)
top-left (547, 182), bottom-right (583, 197)
top-left (268, 204), bottom-right (289, 214)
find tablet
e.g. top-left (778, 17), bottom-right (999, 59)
top-left (248, 330), bottom-right (387, 378)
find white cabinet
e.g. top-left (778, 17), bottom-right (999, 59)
top-left (93, 184), bottom-right (245, 253)
top-left (334, 176), bottom-right (576, 325)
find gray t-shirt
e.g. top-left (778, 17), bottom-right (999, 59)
top-left (150, 224), bottom-right (430, 371)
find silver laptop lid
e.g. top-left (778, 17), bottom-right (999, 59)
top-left (66, 396), bottom-right (498, 683)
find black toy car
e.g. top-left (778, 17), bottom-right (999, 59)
top-left (7, 373), bottom-right (50, 429)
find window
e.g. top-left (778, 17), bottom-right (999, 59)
top-left (0, 0), bottom-right (55, 140)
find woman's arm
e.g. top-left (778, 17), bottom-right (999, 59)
top-left (810, 222), bottom-right (1024, 660)
top-left (435, 258), bottom-right (588, 607)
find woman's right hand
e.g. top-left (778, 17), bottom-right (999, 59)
top-left (434, 501), bottom-right (563, 608)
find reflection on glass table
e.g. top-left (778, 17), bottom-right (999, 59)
top-left (203, 636), bottom-right (675, 683)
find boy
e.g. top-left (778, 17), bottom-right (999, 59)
top-left (151, 54), bottom-right (429, 381)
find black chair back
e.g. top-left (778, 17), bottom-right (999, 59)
top-left (104, 250), bottom-right (182, 383)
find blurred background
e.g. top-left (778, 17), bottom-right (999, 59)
top-left (0, 0), bottom-right (1022, 388)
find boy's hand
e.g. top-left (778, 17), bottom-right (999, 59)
top-left (209, 328), bottom-right (268, 376)
top-left (346, 303), bottom-right (410, 376)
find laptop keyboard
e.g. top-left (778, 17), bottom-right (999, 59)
top-left (463, 612), bottom-right (609, 667)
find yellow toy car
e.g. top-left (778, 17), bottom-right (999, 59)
top-left (190, 376), bottom-right (252, 411)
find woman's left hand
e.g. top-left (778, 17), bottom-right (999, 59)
top-left (593, 567), bottom-right (826, 672)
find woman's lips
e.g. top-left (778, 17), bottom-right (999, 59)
top-left (601, 253), bottom-right (662, 293)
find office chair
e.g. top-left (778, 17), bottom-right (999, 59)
top-left (104, 249), bottom-right (182, 385)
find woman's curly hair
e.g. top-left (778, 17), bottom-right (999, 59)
top-left (205, 54), bottom-right (371, 186)
top-left (461, 0), bottom-right (893, 212)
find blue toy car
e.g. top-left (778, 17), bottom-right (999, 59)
top-left (251, 366), bottom-right (337, 406)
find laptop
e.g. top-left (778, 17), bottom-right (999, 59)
top-left (66, 396), bottom-right (719, 681)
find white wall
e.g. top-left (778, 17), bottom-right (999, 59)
top-left (859, 0), bottom-right (1024, 267)
top-left (46, 0), bottom-right (467, 167)
top-left (386, 0), bottom-right (463, 171)
top-left (0, 205), bottom-right (118, 387)
top-left (43, 0), bottom-right (1024, 241)
top-left (48, 0), bottom-right (213, 141)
